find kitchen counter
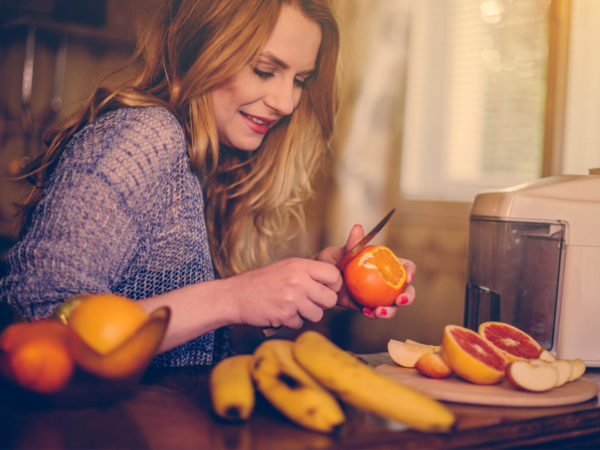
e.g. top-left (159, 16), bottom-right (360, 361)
top-left (1, 354), bottom-right (600, 449)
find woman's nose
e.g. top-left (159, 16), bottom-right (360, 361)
top-left (265, 78), bottom-right (298, 116)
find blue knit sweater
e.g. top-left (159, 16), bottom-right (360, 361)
top-left (0, 107), bottom-right (230, 367)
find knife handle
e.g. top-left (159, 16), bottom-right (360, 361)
top-left (262, 327), bottom-right (280, 337)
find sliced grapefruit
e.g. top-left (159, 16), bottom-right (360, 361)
top-left (478, 321), bottom-right (543, 362)
top-left (441, 325), bottom-right (508, 385)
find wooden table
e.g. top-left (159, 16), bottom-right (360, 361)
top-left (1, 355), bottom-right (600, 449)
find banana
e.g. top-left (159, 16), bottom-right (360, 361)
top-left (251, 339), bottom-right (345, 433)
top-left (293, 331), bottom-right (456, 433)
top-left (210, 354), bottom-right (255, 421)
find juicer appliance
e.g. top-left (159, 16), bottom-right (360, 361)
top-left (464, 172), bottom-right (600, 366)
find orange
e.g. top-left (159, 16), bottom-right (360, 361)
top-left (67, 294), bottom-right (148, 354)
top-left (441, 324), bottom-right (508, 385)
top-left (0, 320), bottom-right (75, 393)
top-left (343, 245), bottom-right (407, 308)
top-left (1, 322), bottom-right (30, 379)
top-left (10, 336), bottom-right (74, 393)
top-left (478, 321), bottom-right (543, 362)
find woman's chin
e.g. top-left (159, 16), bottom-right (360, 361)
top-left (221, 138), bottom-right (264, 153)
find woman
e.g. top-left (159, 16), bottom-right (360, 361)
top-left (0, 0), bottom-right (416, 366)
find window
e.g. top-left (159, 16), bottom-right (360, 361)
top-left (562, 0), bottom-right (600, 173)
top-left (400, 0), bottom-right (551, 201)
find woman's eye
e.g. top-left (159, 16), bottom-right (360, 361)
top-left (294, 78), bottom-right (308, 89)
top-left (253, 68), bottom-right (273, 79)
top-left (295, 74), bottom-right (314, 89)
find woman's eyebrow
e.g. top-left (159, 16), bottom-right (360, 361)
top-left (260, 52), bottom-right (315, 76)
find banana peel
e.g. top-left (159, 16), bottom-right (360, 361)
top-left (293, 331), bottom-right (456, 433)
top-left (251, 339), bottom-right (345, 433)
top-left (210, 354), bottom-right (255, 421)
top-left (210, 332), bottom-right (456, 434)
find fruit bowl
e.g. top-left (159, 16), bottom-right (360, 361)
top-left (0, 306), bottom-right (170, 407)
top-left (68, 306), bottom-right (170, 380)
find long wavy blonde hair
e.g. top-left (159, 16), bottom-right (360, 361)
top-left (17, 0), bottom-right (340, 277)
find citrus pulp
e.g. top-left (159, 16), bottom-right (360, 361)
top-left (441, 324), bottom-right (508, 385)
top-left (478, 321), bottom-right (543, 362)
top-left (343, 245), bottom-right (407, 308)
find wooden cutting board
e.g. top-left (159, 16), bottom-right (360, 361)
top-left (375, 364), bottom-right (599, 407)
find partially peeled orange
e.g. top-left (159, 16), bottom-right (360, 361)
top-left (343, 245), bottom-right (407, 308)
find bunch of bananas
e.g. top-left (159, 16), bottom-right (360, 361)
top-left (210, 331), bottom-right (455, 433)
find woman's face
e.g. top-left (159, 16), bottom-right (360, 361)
top-left (210, 4), bottom-right (322, 151)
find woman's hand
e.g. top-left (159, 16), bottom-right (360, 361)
top-left (316, 224), bottom-right (417, 319)
top-left (144, 225), bottom-right (415, 352)
top-left (225, 258), bottom-right (343, 330)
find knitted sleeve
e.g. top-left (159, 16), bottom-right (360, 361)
top-left (1, 107), bottom-right (195, 319)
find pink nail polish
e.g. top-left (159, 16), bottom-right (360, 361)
top-left (399, 296), bottom-right (409, 305)
top-left (363, 307), bottom-right (372, 315)
top-left (379, 308), bottom-right (388, 316)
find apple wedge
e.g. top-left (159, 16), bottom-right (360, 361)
top-left (538, 349), bottom-right (557, 362)
top-left (415, 352), bottom-right (453, 379)
top-left (569, 359), bottom-right (586, 382)
top-left (551, 360), bottom-right (573, 387)
top-left (529, 359), bottom-right (572, 388)
top-left (505, 360), bottom-right (558, 392)
top-left (405, 339), bottom-right (442, 352)
top-left (387, 339), bottom-right (438, 368)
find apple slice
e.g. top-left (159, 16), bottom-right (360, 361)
top-left (415, 352), bottom-right (453, 379)
top-left (529, 359), bottom-right (571, 388)
top-left (387, 339), bottom-right (437, 368)
top-left (538, 349), bottom-right (557, 362)
top-left (551, 360), bottom-right (573, 387)
top-left (506, 360), bottom-right (558, 392)
top-left (569, 359), bottom-right (586, 382)
top-left (405, 339), bottom-right (442, 352)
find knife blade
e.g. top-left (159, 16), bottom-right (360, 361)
top-left (335, 208), bottom-right (396, 271)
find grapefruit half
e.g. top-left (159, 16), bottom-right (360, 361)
top-left (441, 325), bottom-right (508, 385)
top-left (478, 321), bottom-right (543, 362)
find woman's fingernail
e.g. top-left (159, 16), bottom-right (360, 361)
top-left (379, 308), bottom-right (388, 316)
top-left (363, 307), bottom-right (373, 315)
top-left (399, 296), bottom-right (409, 305)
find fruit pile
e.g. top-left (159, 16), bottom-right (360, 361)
top-left (210, 330), bottom-right (455, 433)
top-left (388, 322), bottom-right (586, 392)
top-left (0, 294), bottom-right (169, 395)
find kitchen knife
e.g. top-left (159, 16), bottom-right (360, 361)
top-left (262, 208), bottom-right (396, 337)
top-left (335, 208), bottom-right (396, 271)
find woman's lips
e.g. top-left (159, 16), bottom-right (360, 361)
top-left (240, 111), bottom-right (275, 135)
